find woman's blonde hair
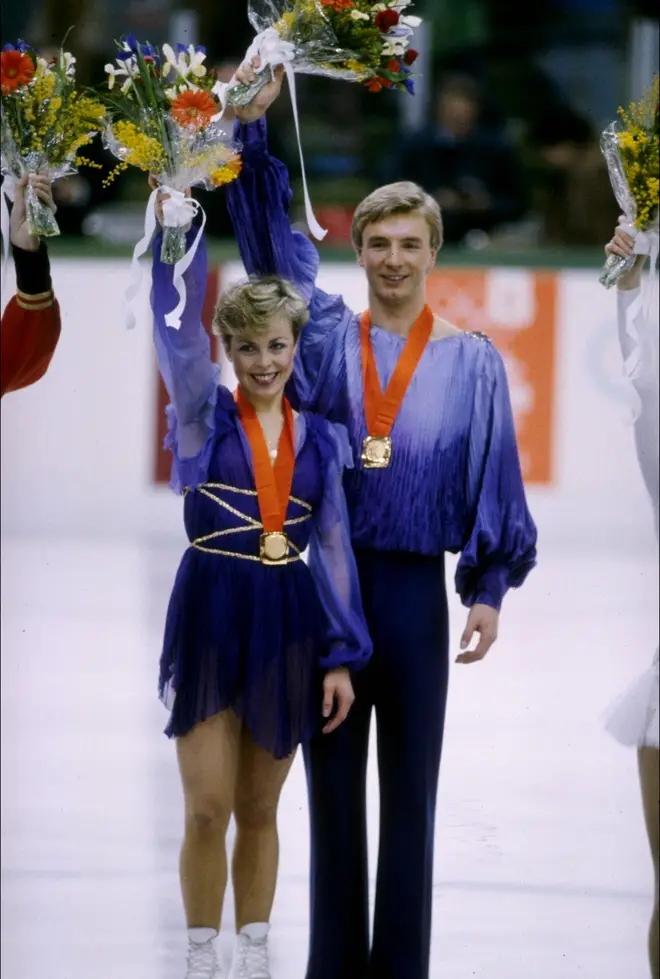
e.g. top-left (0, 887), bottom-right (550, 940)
top-left (351, 181), bottom-right (443, 251)
top-left (212, 275), bottom-right (309, 345)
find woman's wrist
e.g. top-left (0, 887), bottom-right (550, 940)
top-left (617, 254), bottom-right (645, 292)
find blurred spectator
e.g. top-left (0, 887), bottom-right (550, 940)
top-left (536, 0), bottom-right (625, 128)
top-left (390, 74), bottom-right (527, 245)
top-left (528, 104), bottom-right (620, 245)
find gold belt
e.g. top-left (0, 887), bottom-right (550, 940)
top-left (187, 482), bottom-right (310, 565)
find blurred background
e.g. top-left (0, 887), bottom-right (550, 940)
top-left (0, 0), bottom-right (658, 254)
top-left (1, 3), bottom-right (659, 979)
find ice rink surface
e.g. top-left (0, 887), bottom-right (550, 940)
top-left (1, 537), bottom-right (657, 979)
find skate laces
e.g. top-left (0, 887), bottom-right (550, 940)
top-left (186, 937), bottom-right (219, 979)
top-left (235, 933), bottom-right (269, 978)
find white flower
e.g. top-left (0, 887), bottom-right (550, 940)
top-left (105, 56), bottom-right (139, 90)
top-left (162, 43), bottom-right (207, 82)
top-left (164, 86), bottom-right (179, 100)
top-left (34, 57), bottom-right (49, 79)
top-left (105, 63), bottom-right (125, 90)
top-left (62, 51), bottom-right (76, 76)
top-left (373, 3), bottom-right (387, 10)
top-left (401, 14), bottom-right (422, 27)
top-left (382, 38), bottom-right (407, 57)
top-left (351, 9), bottom-right (370, 20)
top-left (188, 50), bottom-right (207, 79)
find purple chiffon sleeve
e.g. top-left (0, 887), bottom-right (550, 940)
top-left (227, 117), bottom-right (318, 299)
top-left (307, 422), bottom-right (373, 671)
top-left (226, 118), bottom-right (352, 413)
top-left (455, 344), bottom-right (538, 611)
top-left (151, 229), bottom-right (220, 492)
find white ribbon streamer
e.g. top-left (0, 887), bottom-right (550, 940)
top-left (1, 174), bottom-right (17, 291)
top-left (124, 185), bottom-right (205, 331)
top-left (281, 59), bottom-right (327, 241)
top-left (224, 28), bottom-right (327, 242)
top-left (164, 204), bottom-right (206, 331)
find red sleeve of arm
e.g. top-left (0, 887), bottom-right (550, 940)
top-left (1, 297), bottom-right (62, 397)
top-left (0, 243), bottom-right (62, 398)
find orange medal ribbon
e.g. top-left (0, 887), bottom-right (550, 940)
top-left (359, 304), bottom-right (434, 467)
top-left (235, 388), bottom-right (295, 562)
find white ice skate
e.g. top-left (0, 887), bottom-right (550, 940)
top-left (228, 923), bottom-right (271, 979)
top-left (185, 931), bottom-right (224, 979)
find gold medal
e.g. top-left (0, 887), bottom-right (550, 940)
top-left (236, 389), bottom-right (295, 568)
top-left (259, 531), bottom-right (289, 565)
top-left (361, 435), bottom-right (392, 469)
top-left (360, 306), bottom-right (433, 472)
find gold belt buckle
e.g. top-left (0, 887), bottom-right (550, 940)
top-left (259, 531), bottom-right (289, 565)
top-left (361, 435), bottom-right (392, 469)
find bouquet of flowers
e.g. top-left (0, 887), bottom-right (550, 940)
top-left (1, 39), bottom-right (106, 239)
top-left (101, 35), bottom-right (242, 266)
top-left (599, 75), bottom-right (659, 288)
top-left (220, 1), bottom-right (420, 241)
top-left (226, 0), bottom-right (420, 107)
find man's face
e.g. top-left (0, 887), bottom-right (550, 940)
top-left (357, 212), bottom-right (437, 307)
top-left (438, 92), bottom-right (478, 139)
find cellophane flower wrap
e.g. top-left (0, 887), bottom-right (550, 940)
top-left (600, 75), bottom-right (659, 288)
top-left (102, 35), bottom-right (242, 265)
top-left (227, 0), bottom-right (421, 107)
top-left (1, 39), bottom-right (106, 238)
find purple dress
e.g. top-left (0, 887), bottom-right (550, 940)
top-left (151, 232), bottom-right (372, 759)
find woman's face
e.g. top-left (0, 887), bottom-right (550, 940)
top-left (226, 313), bottom-right (298, 403)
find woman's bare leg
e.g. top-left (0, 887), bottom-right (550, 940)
top-left (177, 710), bottom-right (241, 928)
top-left (231, 727), bottom-right (296, 931)
top-left (638, 746), bottom-right (659, 979)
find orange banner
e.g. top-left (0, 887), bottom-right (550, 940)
top-left (426, 268), bottom-right (557, 484)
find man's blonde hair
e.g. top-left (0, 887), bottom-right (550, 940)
top-left (351, 181), bottom-right (443, 251)
top-left (212, 275), bottom-right (309, 345)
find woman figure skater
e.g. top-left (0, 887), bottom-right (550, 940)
top-left (150, 192), bottom-right (372, 979)
top-left (604, 220), bottom-right (659, 978)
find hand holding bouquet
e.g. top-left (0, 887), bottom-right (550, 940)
top-left (1, 39), bottom-right (106, 244)
top-left (599, 76), bottom-right (659, 289)
top-left (102, 35), bottom-right (242, 266)
top-left (9, 174), bottom-right (56, 252)
top-left (226, 0), bottom-right (421, 107)
top-left (220, 1), bottom-right (421, 240)
top-left (99, 35), bottom-right (242, 328)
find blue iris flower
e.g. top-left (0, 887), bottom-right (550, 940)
top-left (116, 34), bottom-right (159, 61)
top-left (3, 39), bottom-right (31, 53)
top-left (403, 78), bottom-right (415, 95)
top-left (175, 42), bottom-right (206, 55)
top-left (121, 33), bottom-right (140, 52)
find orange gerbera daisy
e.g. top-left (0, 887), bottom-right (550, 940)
top-left (171, 89), bottom-right (217, 129)
top-left (1, 49), bottom-right (35, 94)
top-left (210, 154), bottom-right (242, 186)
